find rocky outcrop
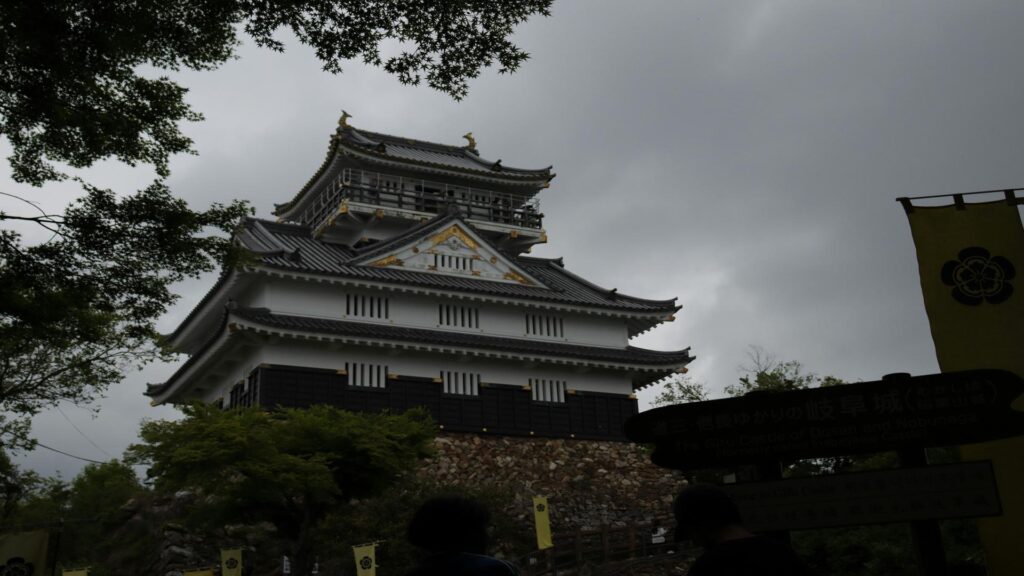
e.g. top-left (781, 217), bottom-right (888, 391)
top-left (418, 433), bottom-right (685, 531)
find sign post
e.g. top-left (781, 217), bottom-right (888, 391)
top-left (625, 369), bottom-right (1024, 576)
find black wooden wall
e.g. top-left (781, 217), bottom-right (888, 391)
top-left (249, 364), bottom-right (637, 441)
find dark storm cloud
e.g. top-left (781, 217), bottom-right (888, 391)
top-left (14, 0), bottom-right (1024, 475)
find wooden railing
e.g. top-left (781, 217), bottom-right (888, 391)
top-left (300, 168), bottom-right (543, 231)
top-left (514, 520), bottom-right (698, 576)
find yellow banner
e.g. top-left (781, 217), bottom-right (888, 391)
top-left (220, 548), bottom-right (243, 576)
top-left (183, 570), bottom-right (215, 576)
top-left (352, 543), bottom-right (376, 576)
top-left (0, 530), bottom-right (49, 575)
top-left (63, 570), bottom-right (89, 576)
top-left (533, 496), bottom-right (553, 550)
top-left (905, 198), bottom-right (1024, 575)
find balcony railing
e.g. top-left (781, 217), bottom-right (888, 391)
top-left (301, 168), bottom-right (543, 231)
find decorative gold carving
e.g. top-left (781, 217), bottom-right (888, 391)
top-left (539, 231), bottom-right (548, 243)
top-left (430, 225), bottom-right (479, 250)
top-left (412, 246), bottom-right (419, 254)
top-left (490, 256), bottom-right (498, 264)
top-left (337, 200), bottom-right (349, 214)
top-left (387, 373), bottom-right (398, 380)
top-left (375, 208), bottom-right (384, 219)
top-left (503, 271), bottom-right (532, 285)
top-left (509, 230), bottom-right (519, 239)
top-left (432, 377), bottom-right (443, 383)
top-left (462, 132), bottom-right (477, 150)
top-left (471, 271), bottom-right (481, 276)
top-left (336, 369), bottom-right (348, 375)
top-left (338, 110), bottom-right (352, 128)
top-left (369, 255), bottom-right (403, 267)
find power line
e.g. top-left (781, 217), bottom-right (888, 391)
top-left (32, 441), bottom-right (106, 465)
top-left (55, 406), bottom-right (113, 459)
top-left (0, 429), bottom-right (108, 465)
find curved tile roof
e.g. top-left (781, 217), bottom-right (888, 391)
top-left (233, 308), bottom-right (693, 367)
top-left (274, 124), bottom-right (554, 217)
top-left (243, 217), bottom-right (678, 313)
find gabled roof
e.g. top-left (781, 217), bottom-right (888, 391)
top-left (275, 123), bottom-right (554, 217)
top-left (168, 213), bottom-right (679, 352)
top-left (240, 216), bottom-right (678, 313)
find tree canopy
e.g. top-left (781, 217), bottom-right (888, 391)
top-left (0, 183), bottom-right (250, 449)
top-left (0, 0), bottom-right (553, 185)
top-left (126, 403), bottom-right (435, 572)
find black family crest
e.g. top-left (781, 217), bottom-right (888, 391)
top-left (941, 246), bottom-right (1015, 305)
top-left (359, 556), bottom-right (373, 570)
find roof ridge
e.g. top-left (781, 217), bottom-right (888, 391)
top-left (350, 127), bottom-right (471, 154)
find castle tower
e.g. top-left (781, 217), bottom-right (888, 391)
top-left (149, 115), bottom-right (693, 442)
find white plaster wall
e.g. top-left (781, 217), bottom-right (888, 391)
top-left (254, 339), bottom-right (634, 395)
top-left (254, 276), bottom-right (630, 347)
top-left (194, 344), bottom-right (266, 404)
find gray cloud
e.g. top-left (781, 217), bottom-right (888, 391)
top-left (11, 0), bottom-right (1024, 476)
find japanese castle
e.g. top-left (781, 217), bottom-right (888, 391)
top-left (149, 114), bottom-right (693, 440)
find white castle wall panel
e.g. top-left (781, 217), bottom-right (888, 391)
top-left (248, 277), bottom-right (629, 347)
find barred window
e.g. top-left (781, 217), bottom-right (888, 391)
top-left (346, 293), bottom-right (389, 319)
top-left (434, 253), bottom-right (474, 272)
top-left (443, 371), bottom-right (480, 396)
top-left (438, 304), bottom-right (480, 329)
top-left (347, 362), bottom-right (387, 388)
top-left (228, 372), bottom-right (260, 409)
top-left (525, 313), bottom-right (564, 338)
top-left (530, 378), bottom-right (566, 403)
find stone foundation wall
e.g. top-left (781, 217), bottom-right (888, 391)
top-left (417, 433), bottom-right (686, 532)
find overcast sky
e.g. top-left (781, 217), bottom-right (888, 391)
top-left (6, 0), bottom-right (1024, 478)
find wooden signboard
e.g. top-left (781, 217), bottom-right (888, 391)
top-left (624, 370), bottom-right (1024, 470)
top-left (724, 461), bottom-right (1001, 532)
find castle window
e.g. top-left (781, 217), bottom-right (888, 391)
top-left (530, 378), bottom-right (566, 403)
top-left (438, 304), bottom-right (480, 329)
top-left (434, 253), bottom-right (473, 272)
top-left (443, 371), bottom-right (480, 396)
top-left (228, 372), bottom-right (260, 409)
top-left (347, 362), bottom-right (387, 388)
top-left (525, 313), bottom-right (564, 338)
top-left (346, 293), bottom-right (390, 320)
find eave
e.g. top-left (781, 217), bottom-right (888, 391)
top-left (150, 308), bottom-right (693, 404)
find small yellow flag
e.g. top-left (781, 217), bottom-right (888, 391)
top-left (533, 496), bottom-right (553, 550)
top-left (352, 542), bottom-right (377, 576)
top-left (62, 569), bottom-right (89, 576)
top-left (183, 569), bottom-right (215, 576)
top-left (0, 530), bottom-right (49, 575)
top-left (220, 548), bottom-right (243, 576)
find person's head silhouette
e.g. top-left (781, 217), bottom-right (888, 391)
top-left (407, 496), bottom-right (492, 555)
top-left (673, 484), bottom-right (746, 547)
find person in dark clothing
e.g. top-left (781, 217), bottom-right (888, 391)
top-left (405, 496), bottom-right (519, 576)
top-left (674, 484), bottom-right (810, 576)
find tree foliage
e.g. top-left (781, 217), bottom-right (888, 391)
top-left (0, 183), bottom-right (250, 449)
top-left (126, 403), bottom-right (435, 572)
top-left (651, 374), bottom-right (709, 407)
top-left (0, 0), bottom-right (553, 185)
